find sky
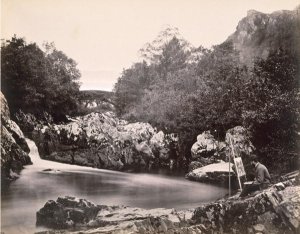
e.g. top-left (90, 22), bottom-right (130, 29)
top-left (1, 0), bottom-right (299, 91)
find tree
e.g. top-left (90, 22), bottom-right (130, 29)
top-left (1, 36), bottom-right (81, 119)
top-left (158, 37), bottom-right (189, 79)
top-left (1, 36), bottom-right (49, 113)
top-left (45, 43), bottom-right (81, 117)
top-left (241, 49), bottom-right (299, 170)
top-left (114, 62), bottom-right (156, 115)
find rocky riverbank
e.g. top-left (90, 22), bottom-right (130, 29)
top-left (15, 111), bottom-right (179, 172)
top-left (1, 92), bottom-right (32, 184)
top-left (14, 106), bottom-right (256, 181)
top-left (36, 178), bottom-right (300, 234)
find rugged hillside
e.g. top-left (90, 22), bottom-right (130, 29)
top-left (1, 92), bottom-right (32, 185)
top-left (227, 6), bottom-right (300, 65)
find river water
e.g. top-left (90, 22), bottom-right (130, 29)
top-left (1, 139), bottom-right (228, 234)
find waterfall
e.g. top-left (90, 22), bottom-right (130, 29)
top-left (26, 138), bottom-right (43, 165)
top-left (25, 138), bottom-right (80, 170)
top-left (24, 138), bottom-right (120, 173)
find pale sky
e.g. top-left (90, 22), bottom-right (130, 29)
top-left (1, 0), bottom-right (299, 91)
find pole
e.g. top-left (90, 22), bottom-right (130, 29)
top-left (230, 137), bottom-right (243, 191)
top-left (229, 152), bottom-right (231, 197)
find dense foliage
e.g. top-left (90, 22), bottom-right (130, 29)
top-left (241, 50), bottom-right (300, 170)
top-left (1, 36), bottom-right (81, 120)
top-left (114, 29), bottom-right (300, 171)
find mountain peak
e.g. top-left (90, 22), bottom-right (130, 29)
top-left (138, 26), bottom-right (199, 64)
top-left (226, 8), bottom-right (299, 65)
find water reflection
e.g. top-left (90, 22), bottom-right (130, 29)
top-left (1, 139), bottom-right (227, 234)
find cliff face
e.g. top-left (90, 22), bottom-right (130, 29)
top-left (1, 92), bottom-right (32, 184)
top-left (226, 7), bottom-right (300, 65)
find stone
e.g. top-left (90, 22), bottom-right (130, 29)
top-left (37, 196), bottom-right (196, 233)
top-left (188, 161), bottom-right (204, 172)
top-left (225, 126), bottom-right (254, 160)
top-left (191, 131), bottom-right (221, 160)
top-left (192, 185), bottom-right (300, 234)
top-left (19, 111), bottom-right (179, 172)
top-left (186, 161), bottom-right (236, 185)
top-left (274, 182), bottom-right (285, 191)
top-left (36, 196), bottom-right (102, 229)
top-left (37, 185), bottom-right (300, 233)
top-left (253, 224), bottom-right (265, 232)
top-left (1, 92), bottom-right (32, 184)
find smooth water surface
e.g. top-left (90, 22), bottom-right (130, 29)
top-left (1, 139), bottom-right (227, 234)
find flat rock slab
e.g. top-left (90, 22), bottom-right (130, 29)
top-left (186, 162), bottom-right (236, 184)
top-left (36, 184), bottom-right (300, 234)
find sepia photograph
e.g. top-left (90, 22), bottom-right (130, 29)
top-left (1, 0), bottom-right (299, 233)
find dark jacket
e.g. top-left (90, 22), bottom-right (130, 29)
top-left (255, 163), bottom-right (271, 184)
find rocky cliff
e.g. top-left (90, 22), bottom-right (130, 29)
top-left (187, 126), bottom-right (254, 185)
top-left (1, 92), bottom-right (32, 184)
top-left (16, 111), bottom-right (178, 172)
top-left (227, 6), bottom-right (300, 65)
top-left (36, 180), bottom-right (300, 234)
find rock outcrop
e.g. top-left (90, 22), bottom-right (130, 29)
top-left (192, 182), bottom-right (300, 234)
top-left (36, 182), bottom-right (300, 234)
top-left (226, 7), bottom-right (300, 66)
top-left (36, 196), bottom-right (195, 232)
top-left (191, 131), bottom-right (226, 166)
top-left (1, 92), bottom-right (31, 184)
top-left (188, 126), bottom-right (255, 177)
top-left (17, 111), bottom-right (178, 172)
top-left (36, 196), bottom-right (102, 229)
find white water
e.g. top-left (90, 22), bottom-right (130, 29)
top-left (1, 139), bottom-right (227, 234)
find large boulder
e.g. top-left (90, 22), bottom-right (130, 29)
top-left (225, 126), bottom-right (255, 174)
top-left (190, 131), bottom-right (226, 167)
top-left (20, 112), bottom-right (178, 172)
top-left (1, 92), bottom-right (31, 184)
top-left (189, 126), bottom-right (254, 174)
top-left (192, 184), bottom-right (300, 234)
top-left (36, 196), bottom-right (102, 229)
top-left (150, 131), bottom-right (178, 163)
top-left (186, 162), bottom-right (236, 185)
top-left (1, 92), bottom-right (10, 120)
top-left (225, 126), bottom-right (254, 157)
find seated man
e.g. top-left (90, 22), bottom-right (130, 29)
top-left (240, 156), bottom-right (271, 197)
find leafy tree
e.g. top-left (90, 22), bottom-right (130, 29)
top-left (114, 62), bottom-right (156, 115)
top-left (1, 36), bottom-right (81, 119)
top-left (1, 37), bottom-right (48, 113)
top-left (241, 49), bottom-right (300, 170)
top-left (44, 43), bottom-right (81, 117)
top-left (157, 37), bottom-right (189, 79)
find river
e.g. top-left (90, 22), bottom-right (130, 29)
top-left (1, 139), bottom-right (228, 234)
